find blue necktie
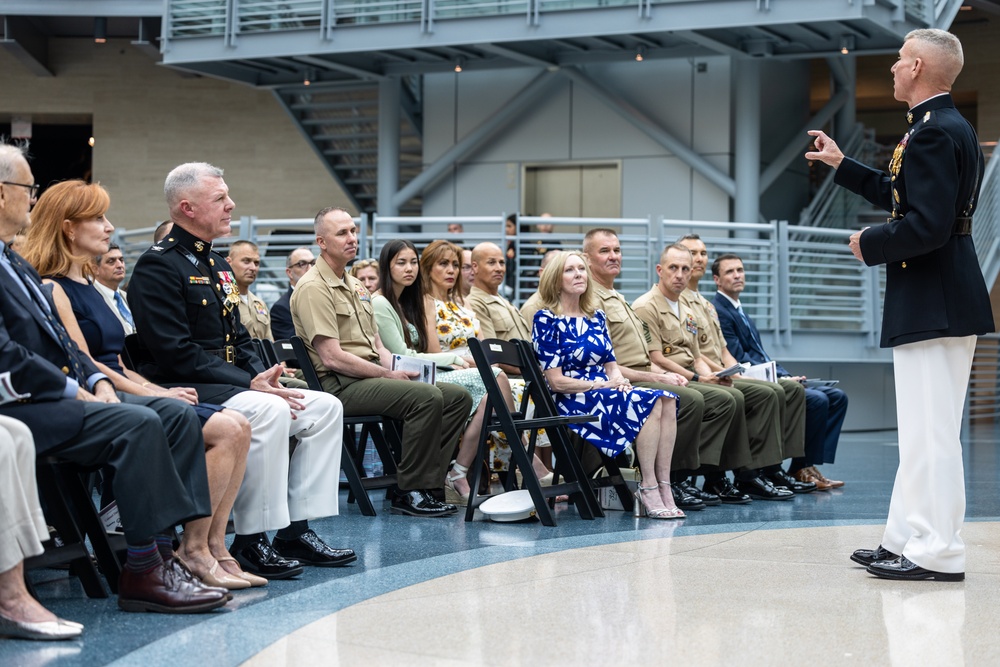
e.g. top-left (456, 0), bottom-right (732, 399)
top-left (114, 291), bottom-right (134, 328)
top-left (738, 305), bottom-right (769, 362)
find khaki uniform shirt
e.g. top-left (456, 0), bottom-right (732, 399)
top-left (519, 291), bottom-right (544, 332)
top-left (593, 284), bottom-right (654, 372)
top-left (238, 290), bottom-right (273, 341)
top-left (467, 285), bottom-right (531, 341)
top-left (681, 288), bottom-right (727, 366)
top-left (291, 258), bottom-right (379, 376)
top-left (631, 286), bottom-right (700, 370)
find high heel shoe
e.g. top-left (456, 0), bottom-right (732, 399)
top-left (217, 556), bottom-right (267, 587)
top-left (633, 484), bottom-right (686, 520)
top-left (176, 555), bottom-right (251, 590)
top-left (445, 462), bottom-right (470, 505)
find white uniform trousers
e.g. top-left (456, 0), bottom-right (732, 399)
top-left (223, 389), bottom-right (344, 534)
top-left (882, 335), bottom-right (976, 574)
top-left (0, 415), bottom-right (47, 573)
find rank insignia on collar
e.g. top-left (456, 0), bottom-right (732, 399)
top-left (194, 241), bottom-right (205, 252)
top-left (906, 111), bottom-right (914, 125)
top-left (923, 111), bottom-right (931, 123)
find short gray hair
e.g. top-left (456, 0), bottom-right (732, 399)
top-left (0, 140), bottom-right (29, 183)
top-left (164, 162), bottom-right (224, 208)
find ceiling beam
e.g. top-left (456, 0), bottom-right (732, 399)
top-left (1, 16), bottom-right (53, 77)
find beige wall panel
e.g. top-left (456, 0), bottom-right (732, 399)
top-left (0, 38), bottom-right (350, 236)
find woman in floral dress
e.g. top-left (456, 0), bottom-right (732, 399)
top-left (531, 251), bottom-right (684, 519)
top-left (419, 240), bottom-right (552, 501)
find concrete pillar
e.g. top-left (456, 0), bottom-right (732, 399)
top-left (734, 58), bottom-right (761, 230)
top-left (377, 77), bottom-right (401, 216)
top-left (835, 56), bottom-right (857, 139)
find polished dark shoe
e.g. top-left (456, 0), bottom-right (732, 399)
top-left (273, 530), bottom-right (358, 567)
top-left (850, 544), bottom-right (899, 567)
top-left (679, 479), bottom-right (721, 506)
top-left (390, 489), bottom-right (459, 517)
top-left (233, 535), bottom-right (304, 580)
top-left (703, 477), bottom-right (752, 505)
top-left (118, 562), bottom-right (229, 614)
top-left (670, 483), bottom-right (706, 511)
top-left (735, 476), bottom-right (794, 501)
top-left (866, 556), bottom-right (964, 582)
top-left (767, 469), bottom-right (816, 494)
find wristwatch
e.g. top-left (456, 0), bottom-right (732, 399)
top-left (691, 372), bottom-right (700, 382)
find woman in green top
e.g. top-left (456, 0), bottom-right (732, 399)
top-left (372, 239), bottom-right (549, 502)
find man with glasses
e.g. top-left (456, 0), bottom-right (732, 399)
top-left (270, 247), bottom-right (316, 341)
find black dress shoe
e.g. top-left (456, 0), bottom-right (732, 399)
top-left (866, 556), bottom-right (964, 582)
top-left (850, 544), bottom-right (899, 567)
top-left (233, 535), bottom-right (304, 579)
top-left (273, 530), bottom-right (358, 567)
top-left (679, 479), bottom-right (721, 506)
top-left (767, 469), bottom-right (816, 494)
top-left (734, 476), bottom-right (794, 501)
top-left (703, 477), bottom-right (752, 505)
top-left (670, 483), bottom-right (706, 511)
top-left (390, 489), bottom-right (459, 517)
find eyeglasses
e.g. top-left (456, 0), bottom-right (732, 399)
top-left (2, 182), bottom-right (40, 199)
top-left (289, 259), bottom-right (317, 270)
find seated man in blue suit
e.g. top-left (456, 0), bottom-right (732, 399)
top-left (712, 253), bottom-right (847, 490)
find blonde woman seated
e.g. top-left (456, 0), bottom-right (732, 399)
top-left (349, 258), bottom-right (379, 294)
top-left (531, 251), bottom-right (684, 519)
top-left (22, 180), bottom-right (257, 589)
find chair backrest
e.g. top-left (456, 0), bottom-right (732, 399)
top-left (121, 333), bottom-right (145, 372)
top-left (252, 338), bottom-right (278, 366)
top-left (270, 336), bottom-right (324, 391)
top-left (512, 338), bottom-right (561, 418)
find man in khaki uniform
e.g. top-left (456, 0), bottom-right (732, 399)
top-left (227, 240), bottom-right (273, 341)
top-left (633, 244), bottom-right (792, 501)
top-left (581, 229), bottom-right (742, 508)
top-left (678, 235), bottom-right (815, 494)
top-left (291, 207), bottom-right (472, 518)
top-left (467, 242), bottom-right (533, 342)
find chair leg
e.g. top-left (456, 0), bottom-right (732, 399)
top-left (60, 466), bottom-right (124, 593)
top-left (341, 428), bottom-right (376, 516)
top-left (504, 427), bottom-right (556, 527)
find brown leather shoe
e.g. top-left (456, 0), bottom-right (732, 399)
top-left (118, 561), bottom-right (230, 614)
top-left (808, 466), bottom-right (844, 488)
top-left (793, 468), bottom-right (832, 491)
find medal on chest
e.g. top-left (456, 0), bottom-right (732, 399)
top-left (355, 284), bottom-right (371, 303)
top-left (888, 131), bottom-right (910, 178)
top-left (218, 271), bottom-right (241, 312)
top-left (685, 315), bottom-right (698, 336)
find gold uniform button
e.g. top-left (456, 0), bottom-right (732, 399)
top-left (210, 259), bottom-right (215, 266)
top-left (901, 262), bottom-right (907, 268)
top-left (216, 285), bottom-right (221, 291)
top-left (61, 366), bottom-right (70, 374)
top-left (202, 299), bottom-right (208, 306)
top-left (225, 334), bottom-right (230, 342)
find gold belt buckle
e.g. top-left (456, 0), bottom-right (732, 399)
top-left (225, 345), bottom-right (235, 364)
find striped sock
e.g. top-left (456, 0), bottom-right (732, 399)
top-left (125, 542), bottom-right (163, 574)
top-left (155, 534), bottom-right (175, 560)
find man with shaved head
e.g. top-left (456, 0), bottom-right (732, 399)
top-left (807, 29), bottom-right (992, 581)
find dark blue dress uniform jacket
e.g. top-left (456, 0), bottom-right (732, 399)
top-left (835, 93), bottom-right (994, 348)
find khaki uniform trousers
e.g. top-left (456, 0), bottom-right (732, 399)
top-left (322, 373), bottom-right (473, 491)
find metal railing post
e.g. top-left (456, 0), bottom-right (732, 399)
top-left (775, 220), bottom-right (791, 346)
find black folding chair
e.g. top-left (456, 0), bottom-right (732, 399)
top-left (269, 336), bottom-right (400, 516)
top-left (252, 338), bottom-right (279, 366)
top-left (515, 339), bottom-right (634, 514)
top-left (26, 457), bottom-right (127, 597)
top-left (466, 338), bottom-right (602, 526)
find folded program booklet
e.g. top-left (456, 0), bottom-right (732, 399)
top-left (391, 355), bottom-right (436, 384)
top-left (714, 363), bottom-right (746, 379)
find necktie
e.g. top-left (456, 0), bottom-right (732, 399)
top-left (114, 290), bottom-right (135, 328)
top-left (2, 246), bottom-right (88, 384)
top-left (738, 305), bottom-right (769, 362)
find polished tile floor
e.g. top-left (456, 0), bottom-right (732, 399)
top-left (4, 428), bottom-right (1000, 666)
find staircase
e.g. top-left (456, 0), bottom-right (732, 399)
top-left (273, 79), bottom-right (424, 214)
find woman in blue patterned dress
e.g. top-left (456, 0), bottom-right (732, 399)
top-left (532, 251), bottom-right (684, 519)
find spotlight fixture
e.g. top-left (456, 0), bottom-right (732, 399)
top-left (88, 137), bottom-right (95, 147)
top-left (634, 45), bottom-right (646, 62)
top-left (303, 67), bottom-right (316, 86)
top-left (94, 17), bottom-right (107, 44)
top-left (840, 35), bottom-right (855, 55)
top-left (454, 58), bottom-right (464, 73)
